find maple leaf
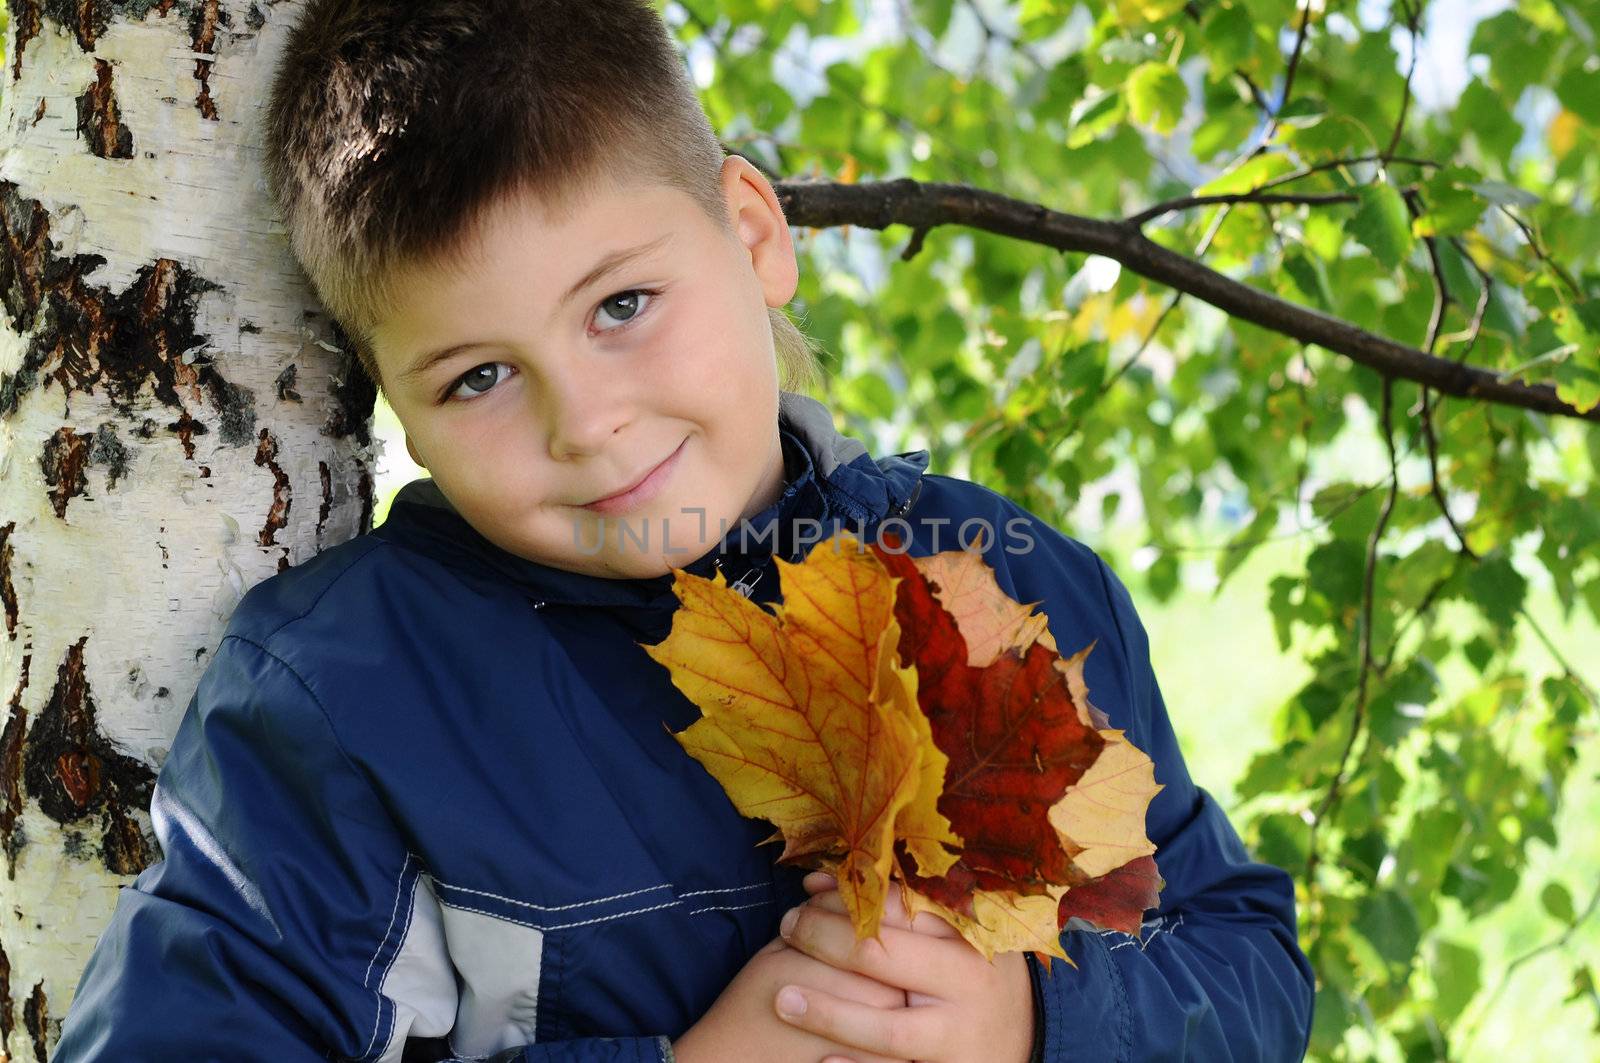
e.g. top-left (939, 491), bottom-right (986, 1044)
top-left (641, 531), bottom-right (959, 941)
top-left (1057, 854), bottom-right (1164, 936)
top-left (902, 873), bottom-right (1070, 964)
top-left (911, 533), bottom-right (1112, 730)
top-left (1049, 728), bottom-right (1162, 880)
top-left (873, 541), bottom-right (1105, 896)
top-left (885, 531), bottom-right (1164, 957)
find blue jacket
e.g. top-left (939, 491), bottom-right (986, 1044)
top-left (55, 391), bottom-right (1313, 1062)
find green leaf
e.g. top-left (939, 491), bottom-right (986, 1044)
top-left (1355, 890), bottom-right (1421, 970)
top-left (1542, 881), bottom-right (1577, 923)
top-left (1412, 170), bottom-right (1486, 239)
top-left (1124, 62), bottom-right (1187, 135)
top-left (1283, 250), bottom-right (1333, 310)
top-left (1465, 556), bottom-right (1528, 631)
top-left (1194, 152), bottom-right (1295, 196)
top-left (1431, 940), bottom-right (1481, 1017)
top-left (1467, 180), bottom-right (1541, 209)
top-left (1349, 184), bottom-right (1415, 271)
top-left (1555, 344), bottom-right (1600, 413)
top-left (1274, 97), bottom-right (1327, 129)
top-left (1555, 64), bottom-right (1600, 125)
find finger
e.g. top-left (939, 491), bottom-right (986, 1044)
top-left (805, 883), bottom-right (961, 938)
top-left (803, 870), bottom-right (837, 895)
top-left (780, 903), bottom-right (970, 997)
top-left (776, 983), bottom-right (942, 1061)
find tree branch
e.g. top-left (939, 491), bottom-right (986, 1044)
top-left (1124, 189), bottom-right (1363, 229)
top-left (774, 178), bottom-right (1600, 422)
top-left (1305, 375), bottom-right (1399, 913)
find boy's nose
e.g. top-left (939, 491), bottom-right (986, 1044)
top-left (542, 369), bottom-right (633, 462)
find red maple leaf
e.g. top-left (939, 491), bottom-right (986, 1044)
top-left (1057, 854), bottom-right (1164, 936)
top-left (872, 540), bottom-right (1105, 898)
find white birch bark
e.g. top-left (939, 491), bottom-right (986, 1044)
top-left (0, 4), bottom-right (374, 1056)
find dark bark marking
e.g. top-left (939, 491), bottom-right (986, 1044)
top-left (39, 0), bottom-right (111, 51)
top-left (275, 362), bottom-right (301, 403)
top-left (1, 655), bottom-right (32, 879)
top-left (0, 183), bottom-right (258, 447)
top-left (0, 524), bottom-right (16, 640)
top-left (202, 371), bottom-right (256, 446)
top-left (254, 428), bottom-right (290, 547)
top-left (23, 979), bottom-right (46, 1063)
top-left (322, 325), bottom-right (375, 445)
top-left (10, 3), bottom-right (42, 82)
top-left (188, 0), bottom-right (226, 122)
top-left (61, 828), bottom-right (91, 860)
top-left (20, 640), bottom-right (156, 878)
top-left (19, 1), bottom-right (191, 73)
top-left (0, 184), bottom-right (54, 341)
top-left (101, 800), bottom-right (150, 874)
top-left (89, 422), bottom-right (129, 488)
top-left (41, 428), bottom-right (92, 520)
top-left (76, 58), bottom-right (134, 159)
top-left (317, 461), bottom-right (331, 539)
top-left (30, 97), bottom-right (46, 126)
top-left (0, 937), bottom-right (12, 1049)
top-left (169, 409), bottom-right (205, 460)
top-left (246, 4), bottom-right (266, 30)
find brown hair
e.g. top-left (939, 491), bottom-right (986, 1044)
top-left (261, 0), bottom-right (822, 396)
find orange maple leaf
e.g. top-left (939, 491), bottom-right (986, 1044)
top-left (642, 531), bottom-right (959, 941)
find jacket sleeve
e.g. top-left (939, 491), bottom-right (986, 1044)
top-left (1022, 546), bottom-right (1315, 1062)
top-left (52, 633), bottom-right (672, 1063)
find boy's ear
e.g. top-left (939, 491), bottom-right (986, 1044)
top-left (720, 154), bottom-right (799, 309)
top-left (405, 434), bottom-right (428, 470)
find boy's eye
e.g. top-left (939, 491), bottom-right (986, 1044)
top-left (447, 362), bottom-right (513, 402)
top-left (593, 289), bottom-right (655, 331)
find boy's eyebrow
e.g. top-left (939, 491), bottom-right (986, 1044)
top-left (557, 232), bottom-right (674, 311)
top-left (397, 233), bottom-right (675, 386)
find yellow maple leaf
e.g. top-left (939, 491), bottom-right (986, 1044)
top-left (900, 877), bottom-right (1073, 966)
top-left (1048, 728), bottom-right (1162, 879)
top-left (643, 532), bottom-right (959, 941)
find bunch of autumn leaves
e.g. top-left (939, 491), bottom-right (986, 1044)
top-left (643, 530), bottom-right (1164, 966)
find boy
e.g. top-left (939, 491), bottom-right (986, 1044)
top-left (54, 1), bottom-right (1314, 1060)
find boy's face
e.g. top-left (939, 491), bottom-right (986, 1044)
top-left (369, 156), bottom-right (800, 579)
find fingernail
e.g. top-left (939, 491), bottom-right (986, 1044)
top-left (777, 986), bottom-right (807, 1018)
top-left (779, 905), bottom-right (799, 938)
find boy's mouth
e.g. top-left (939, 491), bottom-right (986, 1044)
top-left (577, 437), bottom-right (687, 515)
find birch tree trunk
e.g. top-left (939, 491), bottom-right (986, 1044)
top-left (0, 4), bottom-right (374, 1057)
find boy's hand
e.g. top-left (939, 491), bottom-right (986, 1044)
top-left (671, 926), bottom-right (911, 1063)
top-left (771, 872), bottom-right (1035, 1063)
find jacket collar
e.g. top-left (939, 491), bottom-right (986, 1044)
top-left (373, 390), bottom-right (930, 614)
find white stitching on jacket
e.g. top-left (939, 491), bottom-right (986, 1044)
top-left (441, 898), bottom-right (685, 932)
top-left (432, 878), bottom-right (770, 912)
top-left (437, 886), bottom-right (776, 933)
top-left (433, 879), bottom-right (673, 911)
top-left (677, 882), bottom-right (770, 899)
top-left (687, 899), bottom-right (774, 916)
top-left (359, 852), bottom-right (415, 1059)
